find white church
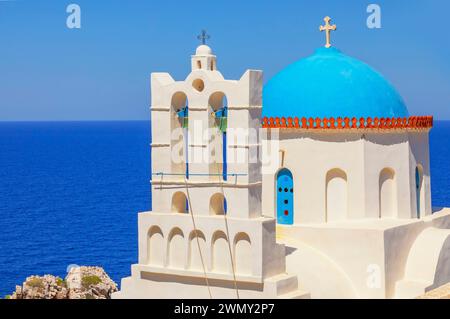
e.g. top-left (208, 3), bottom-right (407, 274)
top-left (113, 19), bottom-right (450, 299)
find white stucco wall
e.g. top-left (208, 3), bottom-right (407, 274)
top-left (262, 129), bottom-right (432, 224)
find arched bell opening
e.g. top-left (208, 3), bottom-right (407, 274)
top-left (171, 92), bottom-right (189, 178)
top-left (208, 92), bottom-right (228, 180)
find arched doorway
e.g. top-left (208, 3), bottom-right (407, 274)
top-left (276, 168), bottom-right (294, 225)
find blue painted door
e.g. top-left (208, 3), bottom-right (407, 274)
top-left (276, 169), bottom-right (294, 225)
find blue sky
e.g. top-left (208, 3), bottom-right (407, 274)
top-left (0, 0), bottom-right (449, 120)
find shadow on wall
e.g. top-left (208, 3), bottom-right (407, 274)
top-left (278, 131), bottom-right (409, 146)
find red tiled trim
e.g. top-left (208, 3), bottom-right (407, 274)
top-left (261, 116), bottom-right (433, 130)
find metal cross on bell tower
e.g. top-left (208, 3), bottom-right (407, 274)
top-left (197, 29), bottom-right (210, 45)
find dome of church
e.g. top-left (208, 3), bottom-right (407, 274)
top-left (263, 47), bottom-right (409, 119)
top-left (196, 44), bottom-right (213, 55)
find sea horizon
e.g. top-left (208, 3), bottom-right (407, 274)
top-left (0, 120), bottom-right (449, 297)
top-left (0, 119), bottom-right (449, 123)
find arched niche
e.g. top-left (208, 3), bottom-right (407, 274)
top-left (188, 230), bottom-right (207, 271)
top-left (379, 168), bottom-right (397, 218)
top-left (167, 227), bottom-right (185, 269)
top-left (212, 231), bottom-right (232, 274)
top-left (147, 226), bottom-right (164, 266)
top-left (326, 168), bottom-right (348, 222)
top-left (234, 233), bottom-right (252, 275)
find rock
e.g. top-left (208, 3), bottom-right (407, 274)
top-left (66, 266), bottom-right (118, 299)
top-left (11, 275), bottom-right (67, 299)
top-left (8, 266), bottom-right (117, 299)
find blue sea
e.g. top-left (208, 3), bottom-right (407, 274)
top-left (0, 121), bottom-right (449, 297)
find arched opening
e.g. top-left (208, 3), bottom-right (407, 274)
top-left (212, 231), bottom-right (232, 274)
top-left (326, 168), bottom-right (348, 222)
top-left (234, 233), bottom-right (252, 275)
top-left (171, 191), bottom-right (188, 214)
top-left (379, 168), bottom-right (397, 218)
top-left (210, 193), bottom-right (226, 215)
top-left (147, 226), bottom-right (164, 266)
top-left (188, 230), bottom-right (207, 271)
top-left (276, 168), bottom-right (294, 225)
top-left (208, 92), bottom-right (228, 181)
top-left (171, 92), bottom-right (188, 177)
top-left (167, 228), bottom-right (185, 269)
top-left (416, 165), bottom-right (424, 218)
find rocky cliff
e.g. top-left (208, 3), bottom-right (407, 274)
top-left (7, 266), bottom-right (118, 299)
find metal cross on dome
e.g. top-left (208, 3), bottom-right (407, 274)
top-left (197, 29), bottom-right (210, 45)
top-left (319, 16), bottom-right (337, 48)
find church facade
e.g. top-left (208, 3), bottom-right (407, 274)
top-left (113, 20), bottom-right (450, 299)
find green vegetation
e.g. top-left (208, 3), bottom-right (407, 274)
top-left (27, 277), bottom-right (44, 289)
top-left (4, 295), bottom-right (11, 299)
top-left (81, 275), bottom-right (101, 288)
top-left (56, 277), bottom-right (66, 287)
top-left (85, 293), bottom-right (95, 299)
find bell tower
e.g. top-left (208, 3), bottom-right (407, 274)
top-left (114, 37), bottom-right (308, 299)
top-left (191, 30), bottom-right (217, 71)
top-left (191, 45), bottom-right (217, 71)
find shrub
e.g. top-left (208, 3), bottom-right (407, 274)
top-left (27, 277), bottom-right (44, 289)
top-left (4, 295), bottom-right (11, 299)
top-left (81, 275), bottom-right (101, 289)
top-left (56, 277), bottom-right (66, 287)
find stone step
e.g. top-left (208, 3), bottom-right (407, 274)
top-left (278, 290), bottom-right (311, 299)
top-left (264, 273), bottom-right (300, 296)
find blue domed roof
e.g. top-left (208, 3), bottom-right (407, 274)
top-left (263, 47), bottom-right (409, 119)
